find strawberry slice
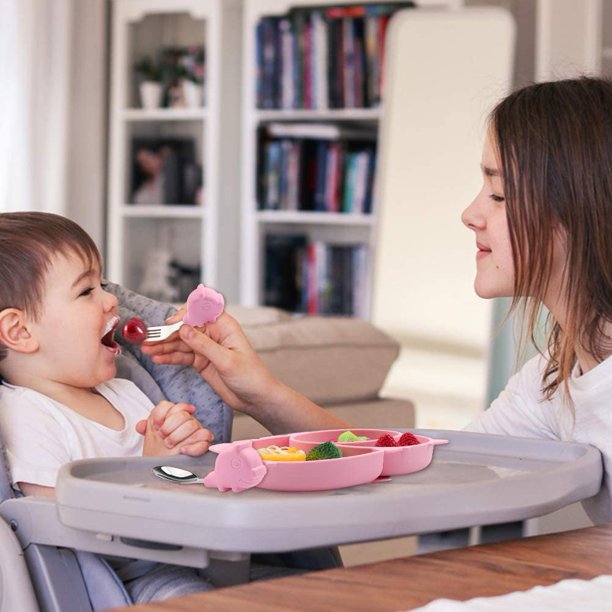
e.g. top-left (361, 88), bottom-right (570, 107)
top-left (375, 434), bottom-right (398, 447)
top-left (398, 432), bottom-right (420, 446)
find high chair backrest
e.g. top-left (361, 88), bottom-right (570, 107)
top-left (110, 282), bottom-right (233, 444)
top-left (0, 432), bottom-right (15, 502)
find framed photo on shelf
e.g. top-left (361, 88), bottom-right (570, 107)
top-left (129, 137), bottom-right (201, 205)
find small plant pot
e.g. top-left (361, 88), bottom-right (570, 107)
top-left (182, 79), bottom-right (204, 108)
top-left (139, 81), bottom-right (163, 109)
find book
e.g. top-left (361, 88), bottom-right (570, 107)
top-left (263, 140), bottom-right (282, 210)
top-left (257, 18), bottom-right (282, 108)
top-left (311, 10), bottom-right (328, 110)
top-left (265, 122), bottom-right (376, 141)
top-left (314, 141), bottom-right (329, 211)
top-left (264, 234), bottom-right (307, 311)
top-left (279, 18), bottom-right (295, 109)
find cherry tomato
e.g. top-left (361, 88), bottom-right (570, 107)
top-left (122, 317), bottom-right (147, 344)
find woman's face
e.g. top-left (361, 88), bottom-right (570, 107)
top-left (461, 133), bottom-right (515, 299)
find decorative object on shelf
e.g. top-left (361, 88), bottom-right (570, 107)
top-left (130, 137), bottom-right (199, 205)
top-left (138, 248), bottom-right (180, 302)
top-left (182, 79), bottom-right (204, 108)
top-left (134, 55), bottom-right (164, 109)
top-left (160, 45), bottom-right (206, 108)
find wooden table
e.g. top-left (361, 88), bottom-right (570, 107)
top-left (126, 523), bottom-right (612, 611)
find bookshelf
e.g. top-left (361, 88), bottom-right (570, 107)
top-left (106, 0), bottom-right (242, 302)
top-left (240, 0), bottom-right (462, 317)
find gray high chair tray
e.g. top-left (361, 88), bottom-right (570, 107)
top-left (53, 430), bottom-right (602, 555)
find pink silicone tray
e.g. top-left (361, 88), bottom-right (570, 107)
top-left (204, 429), bottom-right (447, 493)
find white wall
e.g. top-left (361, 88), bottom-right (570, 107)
top-left (65, 0), bottom-right (108, 249)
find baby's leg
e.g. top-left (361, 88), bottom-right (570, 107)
top-left (124, 563), bottom-right (213, 603)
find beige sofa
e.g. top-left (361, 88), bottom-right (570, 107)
top-left (227, 305), bottom-right (415, 440)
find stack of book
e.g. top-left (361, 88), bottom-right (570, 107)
top-left (258, 122), bottom-right (377, 213)
top-left (255, 2), bottom-right (416, 109)
top-left (264, 234), bottom-right (368, 316)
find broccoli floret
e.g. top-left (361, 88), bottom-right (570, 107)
top-left (306, 441), bottom-right (342, 461)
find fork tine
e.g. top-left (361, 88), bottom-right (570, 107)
top-left (145, 321), bottom-right (183, 342)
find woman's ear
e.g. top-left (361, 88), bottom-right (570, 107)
top-left (0, 308), bottom-right (39, 354)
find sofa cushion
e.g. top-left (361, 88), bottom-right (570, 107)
top-left (238, 314), bottom-right (400, 405)
top-left (225, 304), bottom-right (292, 327)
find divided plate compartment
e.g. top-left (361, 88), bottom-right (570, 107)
top-left (290, 429), bottom-right (449, 476)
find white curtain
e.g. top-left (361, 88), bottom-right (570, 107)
top-left (0, 0), bottom-right (73, 213)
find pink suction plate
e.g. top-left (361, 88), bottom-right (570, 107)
top-left (205, 434), bottom-right (384, 492)
top-left (290, 429), bottom-right (449, 476)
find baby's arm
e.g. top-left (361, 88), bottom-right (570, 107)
top-left (136, 400), bottom-right (213, 457)
top-left (19, 483), bottom-right (54, 497)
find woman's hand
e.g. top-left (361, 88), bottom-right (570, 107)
top-left (141, 311), bottom-right (348, 434)
top-left (136, 400), bottom-right (213, 457)
top-left (140, 312), bottom-right (280, 413)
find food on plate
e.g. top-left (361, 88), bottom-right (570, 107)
top-left (257, 445), bottom-right (306, 462)
top-left (306, 441), bottom-right (342, 461)
top-left (337, 430), bottom-right (368, 442)
top-left (375, 434), bottom-right (398, 447)
top-left (398, 432), bottom-right (421, 446)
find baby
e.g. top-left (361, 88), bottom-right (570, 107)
top-left (0, 211), bottom-right (214, 601)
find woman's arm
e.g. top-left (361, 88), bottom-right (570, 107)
top-left (141, 312), bottom-right (349, 434)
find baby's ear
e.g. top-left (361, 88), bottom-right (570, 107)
top-left (0, 308), bottom-right (38, 354)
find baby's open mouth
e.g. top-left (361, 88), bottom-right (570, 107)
top-left (101, 316), bottom-right (120, 352)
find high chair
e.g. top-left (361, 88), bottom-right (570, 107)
top-left (0, 286), bottom-right (353, 611)
top-left (0, 294), bottom-right (235, 611)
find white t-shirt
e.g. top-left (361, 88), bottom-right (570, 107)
top-left (467, 354), bottom-right (612, 524)
top-left (0, 378), bottom-right (153, 489)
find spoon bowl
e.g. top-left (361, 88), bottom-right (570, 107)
top-left (152, 465), bottom-right (205, 484)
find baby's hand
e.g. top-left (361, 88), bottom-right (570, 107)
top-left (136, 400), bottom-right (213, 457)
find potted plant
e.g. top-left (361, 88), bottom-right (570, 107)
top-left (178, 46), bottom-right (205, 108)
top-left (134, 55), bottom-right (164, 109)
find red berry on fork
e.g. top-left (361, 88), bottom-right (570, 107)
top-left (122, 317), bottom-right (147, 344)
top-left (398, 432), bottom-right (421, 446)
top-left (376, 434), bottom-right (398, 447)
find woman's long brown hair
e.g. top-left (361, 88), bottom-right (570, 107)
top-left (491, 77), bottom-right (612, 398)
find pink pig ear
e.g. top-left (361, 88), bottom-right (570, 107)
top-left (208, 442), bottom-right (232, 454)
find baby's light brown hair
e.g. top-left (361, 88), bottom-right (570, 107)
top-left (0, 212), bottom-right (101, 361)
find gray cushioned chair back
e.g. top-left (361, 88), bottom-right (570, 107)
top-left (110, 282), bottom-right (232, 444)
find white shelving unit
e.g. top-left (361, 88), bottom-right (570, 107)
top-left (240, 0), bottom-right (461, 317)
top-left (107, 0), bottom-right (242, 302)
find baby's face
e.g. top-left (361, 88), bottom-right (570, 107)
top-left (27, 251), bottom-right (120, 389)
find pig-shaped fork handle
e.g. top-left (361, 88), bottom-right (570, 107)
top-left (183, 283), bottom-right (225, 326)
